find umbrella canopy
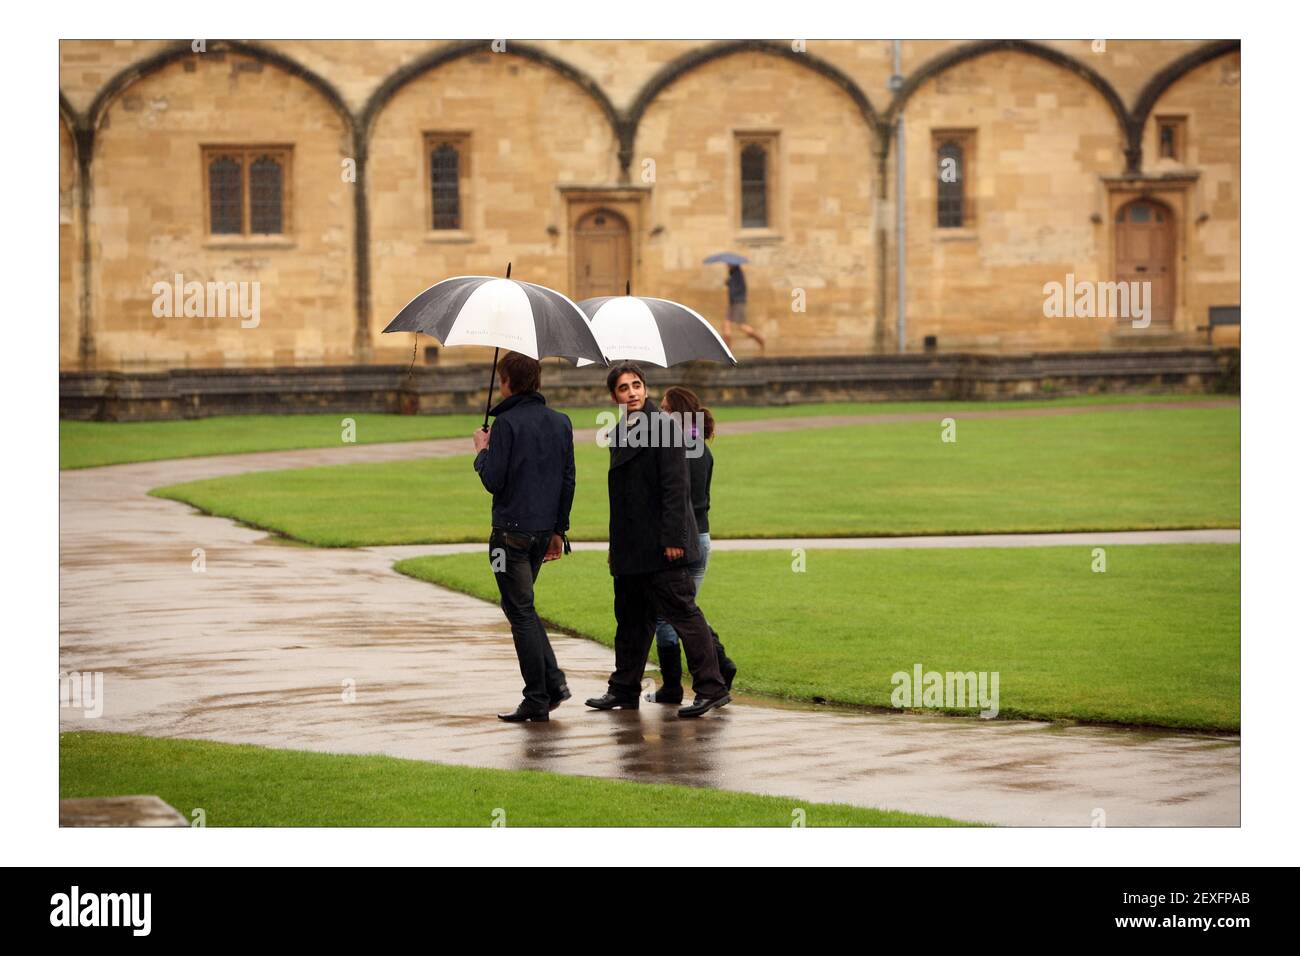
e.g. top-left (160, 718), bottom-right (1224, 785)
top-left (383, 273), bottom-right (606, 365)
top-left (576, 294), bottom-right (737, 368)
top-left (702, 252), bottom-right (749, 265)
top-left (383, 266), bottom-right (607, 428)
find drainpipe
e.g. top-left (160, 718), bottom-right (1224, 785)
top-left (892, 40), bottom-right (906, 354)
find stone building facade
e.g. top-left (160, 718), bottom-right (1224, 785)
top-left (59, 39), bottom-right (1241, 370)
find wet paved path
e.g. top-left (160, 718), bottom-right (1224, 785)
top-left (59, 401), bottom-right (1240, 826)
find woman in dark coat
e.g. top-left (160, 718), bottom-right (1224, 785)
top-left (645, 387), bottom-right (738, 703)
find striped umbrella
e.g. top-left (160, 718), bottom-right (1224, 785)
top-left (577, 283), bottom-right (737, 368)
top-left (383, 264), bottom-right (607, 428)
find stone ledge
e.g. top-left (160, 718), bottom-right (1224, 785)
top-left (59, 795), bottom-right (189, 827)
top-left (60, 347), bottom-right (1240, 421)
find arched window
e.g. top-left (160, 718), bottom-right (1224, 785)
top-left (431, 142), bottom-right (462, 230)
top-left (936, 141), bottom-right (964, 228)
top-left (249, 155), bottom-right (283, 234)
top-left (208, 155), bottom-right (243, 234)
top-left (740, 143), bottom-right (768, 228)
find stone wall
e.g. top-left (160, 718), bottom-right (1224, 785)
top-left (59, 39), bottom-right (1242, 370)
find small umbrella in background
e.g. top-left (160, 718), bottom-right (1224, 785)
top-left (702, 252), bottom-right (749, 266)
top-left (577, 281), bottom-right (737, 368)
top-left (383, 263), bottom-right (607, 429)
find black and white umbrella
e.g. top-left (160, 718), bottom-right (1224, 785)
top-left (577, 285), bottom-right (737, 368)
top-left (383, 264), bottom-right (607, 428)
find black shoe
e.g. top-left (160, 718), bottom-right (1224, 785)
top-left (497, 703), bottom-right (549, 722)
top-left (678, 693), bottom-right (731, 718)
top-left (584, 693), bottom-right (639, 711)
top-left (548, 684), bottom-right (572, 712)
top-left (645, 685), bottom-right (684, 704)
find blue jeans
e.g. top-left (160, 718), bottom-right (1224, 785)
top-left (655, 532), bottom-right (710, 647)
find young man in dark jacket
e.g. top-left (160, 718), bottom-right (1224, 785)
top-left (584, 363), bottom-right (731, 718)
top-left (473, 352), bottom-right (575, 722)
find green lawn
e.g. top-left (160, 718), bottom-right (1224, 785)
top-left (59, 731), bottom-right (973, 826)
top-left (61, 411), bottom-right (497, 470)
top-left (62, 393), bottom-right (1210, 469)
top-left (152, 407), bottom-right (1239, 546)
top-left (396, 545), bottom-right (1240, 731)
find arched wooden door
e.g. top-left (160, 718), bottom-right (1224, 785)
top-left (573, 208), bottom-right (630, 301)
top-left (1115, 199), bottom-right (1175, 326)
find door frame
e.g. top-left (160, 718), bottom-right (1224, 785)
top-left (1101, 172), bottom-right (1197, 339)
top-left (558, 186), bottom-right (649, 301)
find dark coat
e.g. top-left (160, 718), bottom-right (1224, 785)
top-left (726, 266), bottom-right (747, 304)
top-left (607, 397), bottom-right (700, 576)
top-left (474, 391), bottom-right (575, 534)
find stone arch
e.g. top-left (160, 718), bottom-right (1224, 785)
top-left (74, 40), bottom-right (365, 363)
top-left (358, 42), bottom-right (623, 358)
top-left (359, 40), bottom-right (621, 150)
top-left (86, 42), bottom-right (360, 368)
top-left (1131, 40), bottom-right (1240, 152)
top-left (625, 40), bottom-right (882, 165)
top-left (889, 40), bottom-right (1132, 166)
top-left (85, 40), bottom-right (355, 146)
top-left (59, 93), bottom-right (82, 155)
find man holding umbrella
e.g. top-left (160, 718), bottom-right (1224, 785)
top-left (474, 352), bottom-right (576, 723)
top-left (381, 263), bottom-right (605, 723)
top-left (584, 362), bottom-right (732, 718)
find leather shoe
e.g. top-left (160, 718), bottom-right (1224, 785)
top-left (584, 693), bottom-right (639, 710)
top-left (678, 693), bottom-right (731, 718)
top-left (548, 684), bottom-right (572, 712)
top-left (497, 703), bottom-right (549, 722)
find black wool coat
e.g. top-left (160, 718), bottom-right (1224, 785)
top-left (606, 397), bottom-right (701, 577)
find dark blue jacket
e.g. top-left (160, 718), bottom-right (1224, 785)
top-left (473, 391), bottom-right (575, 534)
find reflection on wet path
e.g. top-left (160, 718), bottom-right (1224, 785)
top-left (59, 440), bottom-right (1239, 826)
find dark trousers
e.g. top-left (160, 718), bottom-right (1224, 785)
top-left (489, 528), bottom-right (565, 710)
top-left (608, 566), bottom-right (727, 701)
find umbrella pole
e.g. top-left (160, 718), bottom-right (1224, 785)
top-left (481, 262), bottom-right (513, 432)
top-left (482, 347), bottom-right (499, 432)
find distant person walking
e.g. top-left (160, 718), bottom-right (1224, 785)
top-left (723, 264), bottom-right (765, 352)
top-left (472, 352), bottom-right (575, 723)
top-left (645, 386), bottom-right (738, 704)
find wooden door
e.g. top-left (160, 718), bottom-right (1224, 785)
top-left (573, 208), bottom-right (630, 301)
top-left (1115, 199), bottom-right (1175, 326)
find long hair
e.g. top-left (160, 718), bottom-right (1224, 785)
top-left (660, 386), bottom-right (715, 441)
